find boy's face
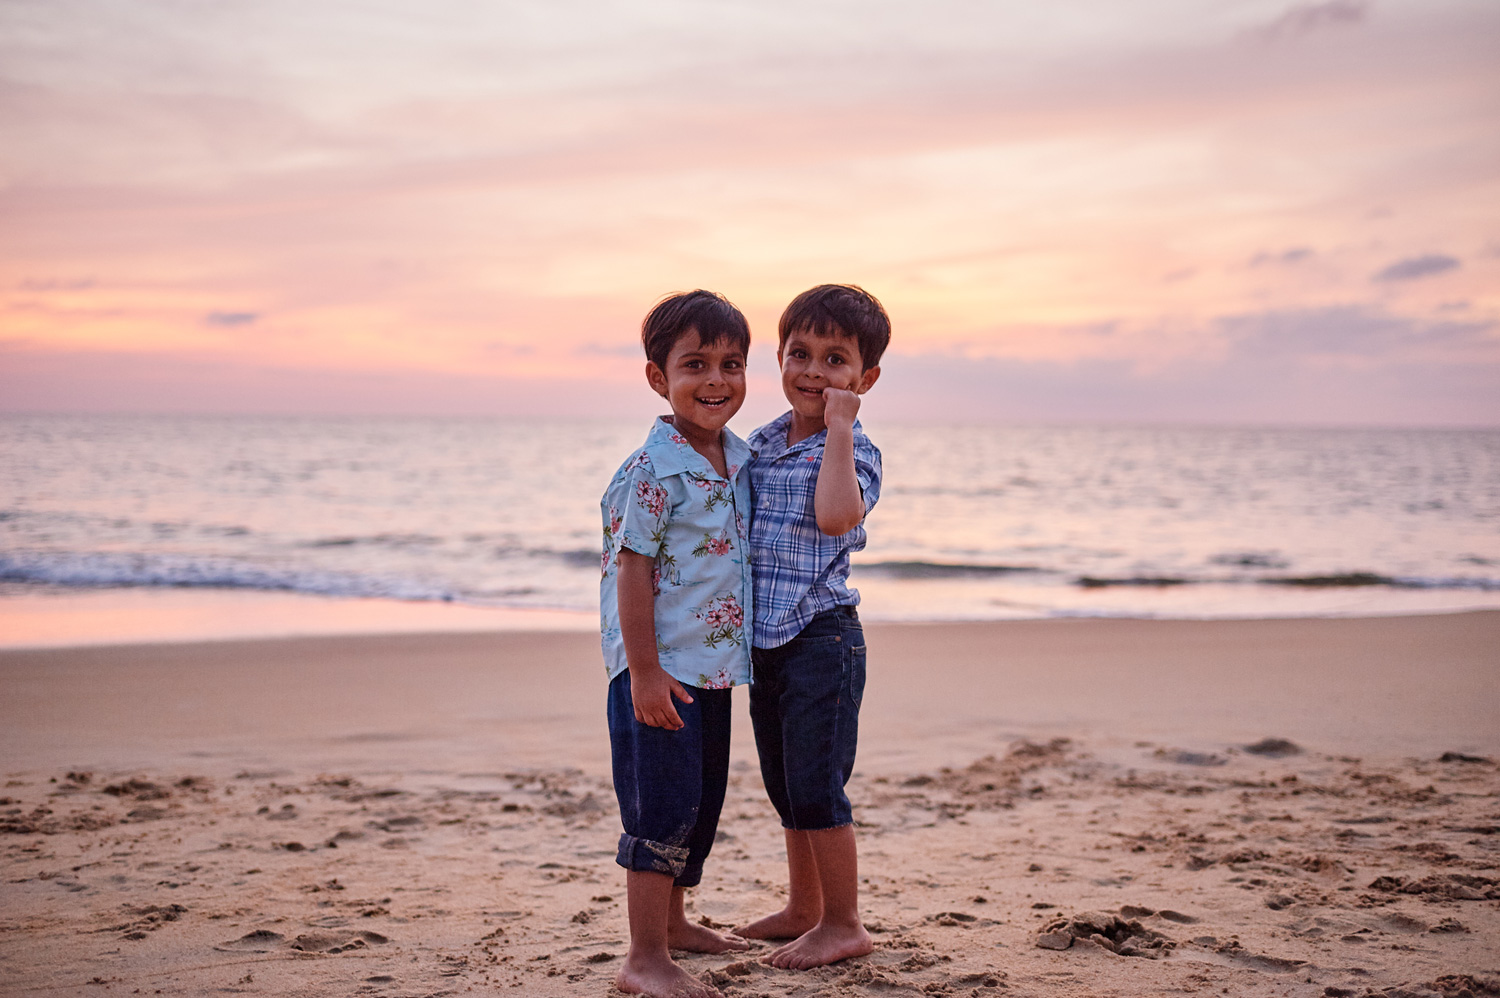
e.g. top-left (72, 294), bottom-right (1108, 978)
top-left (645, 329), bottom-right (747, 436)
top-left (778, 326), bottom-right (880, 426)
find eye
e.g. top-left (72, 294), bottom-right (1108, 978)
top-left (789, 348), bottom-right (808, 359)
top-left (827, 353), bottom-right (845, 365)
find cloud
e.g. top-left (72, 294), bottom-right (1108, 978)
top-left (1249, 248), bottom-right (1314, 267)
top-left (0, 0), bottom-right (1483, 198)
top-left (1217, 305), bottom-right (1495, 361)
top-left (577, 341), bottom-right (643, 358)
top-left (5, 300), bottom-right (1498, 427)
top-left (867, 304), bottom-right (1500, 427)
top-left (481, 341), bottom-right (534, 356)
top-left (19, 277), bottom-right (95, 291)
top-left (0, 343), bottom-right (662, 419)
top-left (1250, 0), bottom-right (1370, 41)
top-left (1372, 254), bottom-right (1461, 282)
top-left (1, 0), bottom-right (1495, 430)
top-left (873, 347), bottom-right (1499, 427)
top-left (203, 311), bottom-right (259, 327)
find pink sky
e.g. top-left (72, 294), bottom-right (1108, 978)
top-left (2, 0), bottom-right (1497, 425)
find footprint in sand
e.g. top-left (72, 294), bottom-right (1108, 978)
top-left (1244, 738), bottom-right (1302, 758)
top-left (1035, 910), bottom-right (1176, 958)
top-left (1156, 748), bottom-right (1228, 767)
top-left (216, 929), bottom-right (390, 954)
top-left (215, 929), bottom-right (285, 952)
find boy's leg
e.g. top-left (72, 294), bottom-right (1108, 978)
top-left (619, 871), bottom-right (723, 998)
top-left (607, 673), bottom-right (726, 997)
top-left (736, 828), bottom-right (822, 939)
top-left (763, 607), bottom-right (872, 968)
top-left (665, 687), bottom-right (748, 953)
top-left (737, 642), bottom-right (823, 939)
top-left (767, 823), bottom-right (872, 969)
top-left (667, 885), bottom-right (749, 953)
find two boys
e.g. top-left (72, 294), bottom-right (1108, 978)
top-left (599, 285), bottom-right (889, 996)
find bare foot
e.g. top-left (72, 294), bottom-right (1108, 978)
top-left (733, 906), bottom-right (819, 940)
top-left (765, 921), bottom-right (873, 970)
top-left (667, 919), bottom-right (751, 954)
top-left (616, 952), bottom-right (723, 998)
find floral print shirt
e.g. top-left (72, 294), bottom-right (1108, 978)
top-left (600, 416), bottom-right (754, 690)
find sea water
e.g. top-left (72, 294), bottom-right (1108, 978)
top-left (2, 414), bottom-right (1497, 629)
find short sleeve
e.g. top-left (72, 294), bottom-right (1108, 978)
top-left (855, 437), bottom-right (882, 515)
top-left (609, 456), bottom-right (670, 557)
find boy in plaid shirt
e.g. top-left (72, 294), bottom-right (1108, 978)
top-left (736, 284), bottom-right (888, 969)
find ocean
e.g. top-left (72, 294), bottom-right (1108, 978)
top-left (3, 414), bottom-right (1498, 637)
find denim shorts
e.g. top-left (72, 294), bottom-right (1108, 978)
top-left (749, 605), bottom-right (866, 830)
top-left (606, 670), bottom-right (731, 888)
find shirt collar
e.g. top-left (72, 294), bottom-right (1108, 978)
top-left (642, 416), bottom-right (749, 481)
top-left (751, 411), bottom-right (863, 459)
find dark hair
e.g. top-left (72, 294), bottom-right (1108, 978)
top-left (641, 290), bottom-right (751, 370)
top-left (778, 284), bottom-right (890, 370)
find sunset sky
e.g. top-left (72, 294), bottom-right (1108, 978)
top-left (2, 0), bottom-right (1497, 426)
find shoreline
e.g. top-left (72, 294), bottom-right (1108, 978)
top-left (4, 582), bottom-right (1500, 652)
top-left (0, 586), bottom-right (599, 650)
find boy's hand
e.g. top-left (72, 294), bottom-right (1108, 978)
top-left (822, 387), bottom-right (861, 431)
top-left (631, 665), bottom-right (694, 730)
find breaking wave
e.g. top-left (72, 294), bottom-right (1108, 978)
top-left (0, 551), bottom-right (462, 602)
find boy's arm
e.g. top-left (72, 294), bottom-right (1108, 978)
top-left (616, 549), bottom-right (693, 730)
top-left (814, 388), bottom-right (867, 536)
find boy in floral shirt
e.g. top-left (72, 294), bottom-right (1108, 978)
top-left (599, 290), bottom-right (755, 998)
top-left (736, 284), bottom-right (888, 970)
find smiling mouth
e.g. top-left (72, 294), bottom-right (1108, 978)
top-left (697, 396), bottom-right (730, 407)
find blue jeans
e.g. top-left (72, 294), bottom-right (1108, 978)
top-left (607, 670), bottom-right (731, 888)
top-left (749, 606), bottom-right (866, 830)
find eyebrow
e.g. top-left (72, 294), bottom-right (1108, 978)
top-left (677, 350), bottom-right (745, 360)
top-left (788, 331), bottom-right (850, 346)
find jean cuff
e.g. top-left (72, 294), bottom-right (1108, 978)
top-left (616, 832), bottom-right (689, 878)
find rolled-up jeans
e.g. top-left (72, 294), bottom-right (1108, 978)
top-left (607, 670), bottom-right (731, 887)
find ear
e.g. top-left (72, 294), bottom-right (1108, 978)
top-left (645, 360), bottom-right (669, 398)
top-left (855, 365), bottom-right (881, 395)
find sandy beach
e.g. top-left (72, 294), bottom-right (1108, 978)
top-left (2, 612), bottom-right (1497, 997)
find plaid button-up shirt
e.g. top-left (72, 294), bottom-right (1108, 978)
top-left (747, 411), bottom-right (882, 649)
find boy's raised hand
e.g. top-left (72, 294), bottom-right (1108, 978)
top-left (631, 665), bottom-right (694, 730)
top-left (822, 387), bottom-right (861, 431)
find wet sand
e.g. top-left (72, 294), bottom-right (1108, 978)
top-left (1, 613), bottom-right (1497, 997)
